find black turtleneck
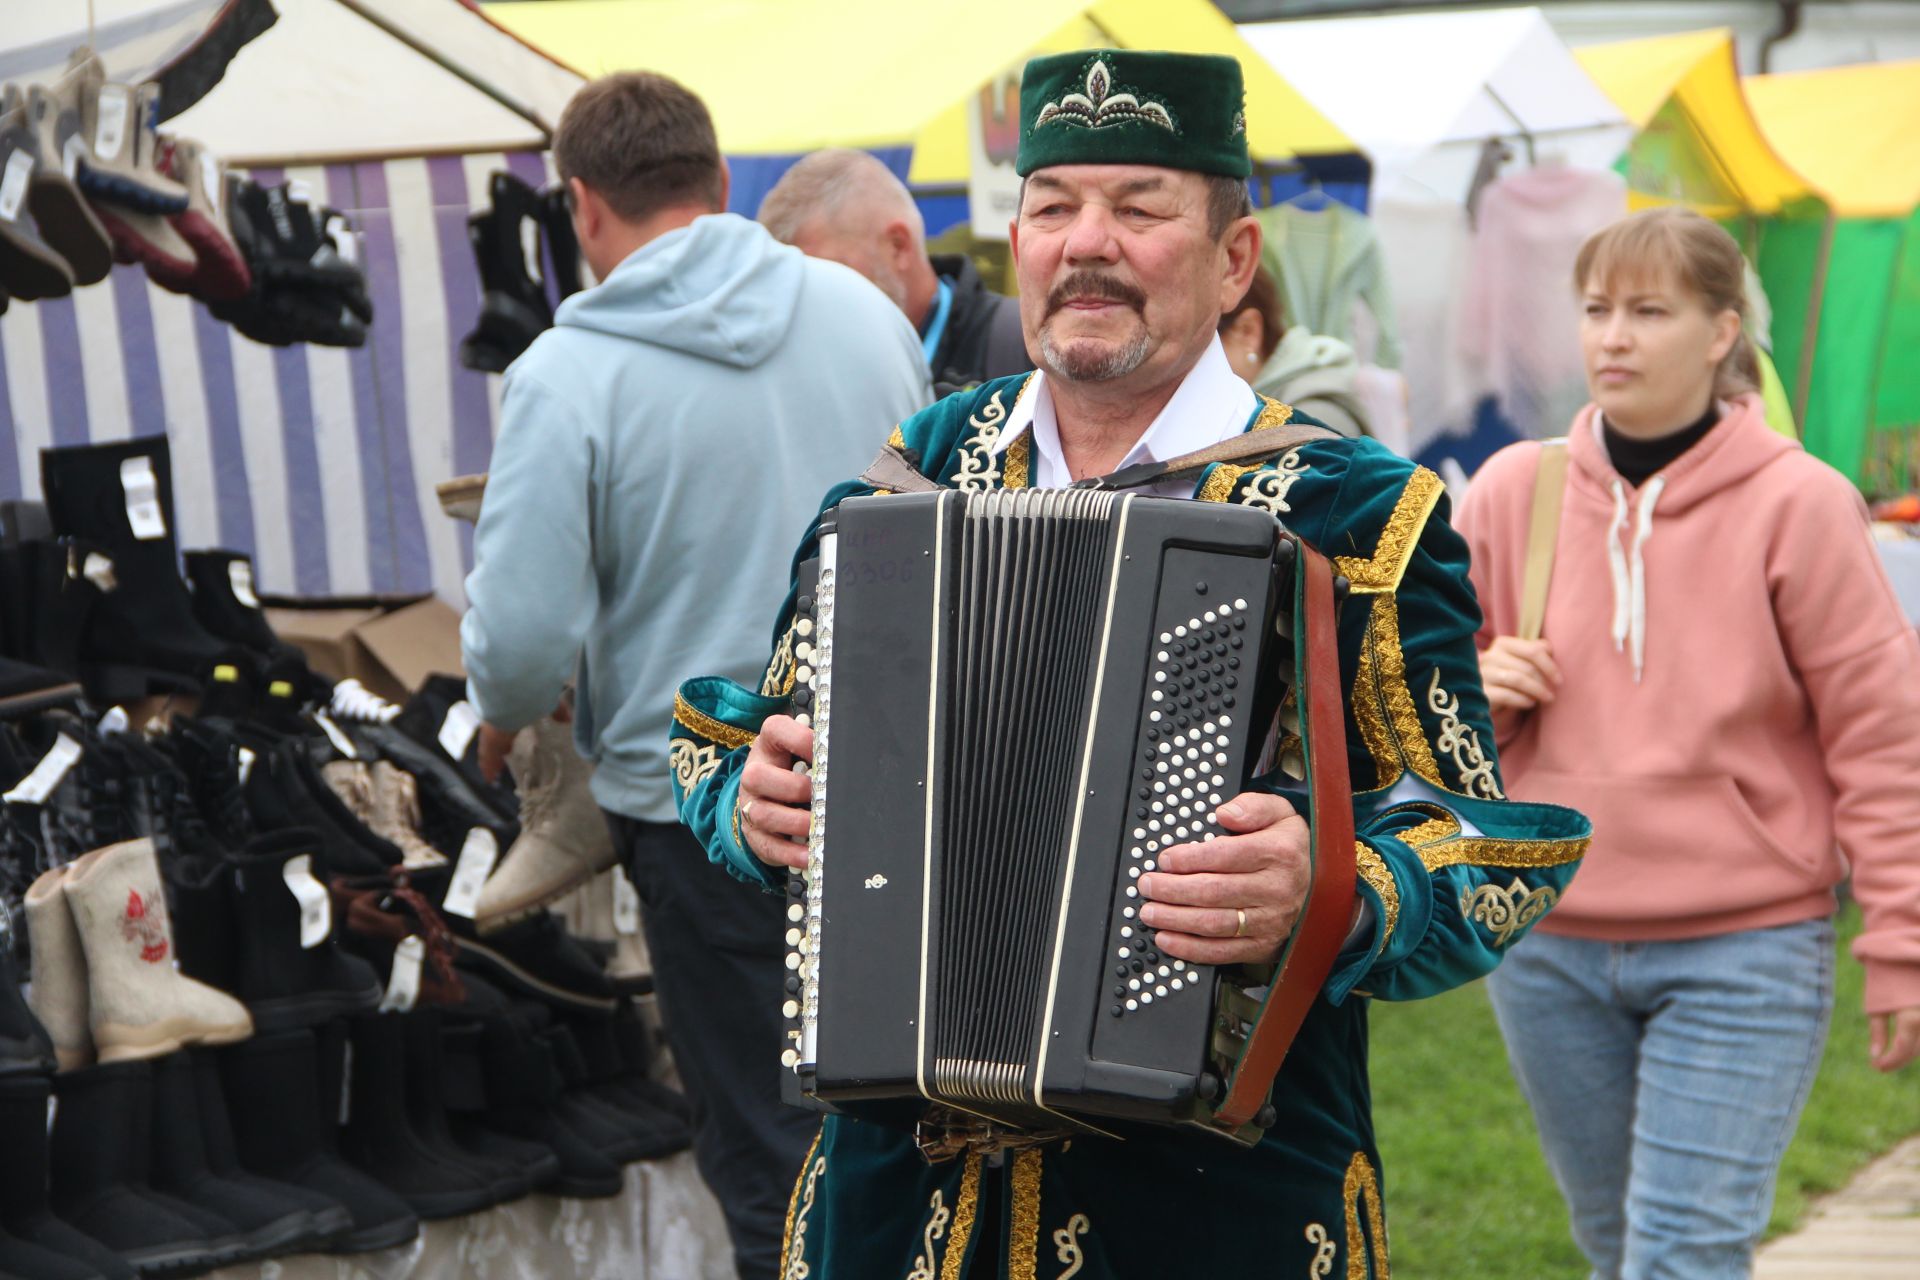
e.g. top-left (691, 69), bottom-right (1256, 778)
top-left (1603, 401), bottom-right (1720, 487)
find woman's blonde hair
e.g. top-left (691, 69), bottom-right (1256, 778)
top-left (1573, 207), bottom-right (1760, 399)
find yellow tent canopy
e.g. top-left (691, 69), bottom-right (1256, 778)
top-left (485, 0), bottom-right (1351, 184)
top-left (1746, 59), bottom-right (1920, 218)
top-left (1573, 28), bottom-right (1809, 215)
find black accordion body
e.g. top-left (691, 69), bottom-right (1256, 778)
top-left (783, 488), bottom-right (1355, 1146)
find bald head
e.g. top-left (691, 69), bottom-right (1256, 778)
top-left (759, 149), bottom-right (938, 327)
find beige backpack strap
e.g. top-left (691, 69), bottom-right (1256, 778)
top-left (1517, 439), bottom-right (1570, 642)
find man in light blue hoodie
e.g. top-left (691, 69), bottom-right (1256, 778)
top-left (460, 73), bottom-right (930, 1279)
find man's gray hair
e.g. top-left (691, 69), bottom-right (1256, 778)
top-left (758, 148), bottom-right (925, 245)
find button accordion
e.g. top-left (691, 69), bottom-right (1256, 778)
top-left (781, 488), bottom-right (1355, 1146)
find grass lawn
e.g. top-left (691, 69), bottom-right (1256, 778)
top-left (1368, 905), bottom-right (1920, 1278)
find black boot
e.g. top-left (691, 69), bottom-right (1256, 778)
top-left (458, 172), bottom-right (552, 373)
top-left (470, 1015), bottom-right (621, 1199)
top-left (189, 1048), bottom-right (350, 1252)
top-left (540, 182), bottom-right (585, 301)
top-left (38, 436), bottom-right (230, 698)
top-left (216, 1028), bottom-right (418, 1254)
top-left (439, 1017), bottom-right (560, 1191)
top-left (148, 1051), bottom-right (313, 1263)
top-left (48, 1060), bottom-right (219, 1274)
top-left (0, 538), bottom-right (103, 679)
top-left (181, 549), bottom-right (305, 666)
top-left (0, 931), bottom-right (56, 1076)
top-left (334, 1012), bottom-right (496, 1219)
top-left (242, 741), bottom-right (401, 878)
top-left (0, 1073), bottom-right (137, 1280)
top-left (569, 1008), bottom-right (691, 1156)
top-left (223, 829), bottom-right (383, 1031)
top-left (399, 1008), bottom-right (529, 1206)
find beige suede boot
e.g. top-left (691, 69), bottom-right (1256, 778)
top-left (363, 762), bottom-right (449, 868)
top-left (24, 865), bottom-right (92, 1070)
top-left (61, 838), bottom-right (252, 1062)
top-left (473, 715), bottom-right (616, 932)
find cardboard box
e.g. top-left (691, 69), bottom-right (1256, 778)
top-left (264, 595), bottom-right (464, 703)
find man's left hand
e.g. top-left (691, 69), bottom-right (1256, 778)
top-left (1138, 792), bottom-right (1311, 966)
top-left (1870, 1007), bottom-right (1920, 1072)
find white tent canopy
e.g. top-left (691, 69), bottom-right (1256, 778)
top-left (5, 0), bottom-right (584, 165)
top-left (1240, 6), bottom-right (1630, 201)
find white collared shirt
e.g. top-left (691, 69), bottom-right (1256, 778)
top-left (990, 337), bottom-right (1259, 495)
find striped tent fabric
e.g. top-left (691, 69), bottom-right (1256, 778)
top-left (0, 149), bottom-right (554, 607)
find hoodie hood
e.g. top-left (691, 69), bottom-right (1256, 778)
top-left (1257, 325), bottom-right (1358, 388)
top-left (554, 212), bottom-right (804, 368)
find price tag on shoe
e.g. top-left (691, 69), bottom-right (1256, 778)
top-left (281, 853), bottom-right (332, 949)
top-left (4, 733), bottom-right (82, 805)
top-left (119, 456), bottom-right (166, 540)
top-left (94, 84), bottom-right (130, 160)
top-left (228, 559), bottom-right (260, 608)
top-left (442, 827), bottom-right (498, 920)
top-left (613, 867), bottom-right (642, 936)
top-left (380, 935), bottom-right (425, 1013)
top-left (438, 700), bottom-right (482, 761)
top-left (0, 151), bottom-right (32, 223)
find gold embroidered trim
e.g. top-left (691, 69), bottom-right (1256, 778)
top-left (1052, 1214), bottom-right (1090, 1279)
top-left (938, 1156), bottom-right (985, 1280)
top-left (1254, 395), bottom-right (1297, 430)
top-left (1353, 842), bottom-right (1398, 951)
top-left (1424, 668), bottom-right (1503, 798)
top-left (1004, 433), bottom-right (1031, 490)
top-left (761, 621), bottom-right (798, 697)
top-left (780, 1129), bottom-right (825, 1279)
top-left (1193, 398), bottom-right (1300, 504)
top-left (1306, 1222), bottom-right (1338, 1277)
top-left (669, 737), bottom-right (721, 792)
top-left (1343, 1152), bottom-right (1390, 1280)
top-left (1336, 467), bottom-right (1443, 596)
top-left (1459, 879), bottom-right (1559, 947)
top-left (1360, 598), bottom-right (1445, 789)
top-left (1350, 604), bottom-right (1397, 790)
top-left (1419, 834), bottom-right (1591, 873)
top-left (908, 1188), bottom-right (953, 1280)
top-left (672, 693), bottom-right (757, 751)
top-left (888, 426), bottom-right (906, 450)
top-left (1395, 813), bottom-right (1463, 850)
top-left (1008, 1148), bottom-right (1044, 1280)
top-left (1196, 461), bottom-right (1254, 504)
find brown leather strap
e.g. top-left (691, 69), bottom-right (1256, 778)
top-left (1517, 440), bottom-right (1569, 642)
top-left (856, 442), bottom-right (942, 494)
top-left (1214, 542), bottom-right (1357, 1131)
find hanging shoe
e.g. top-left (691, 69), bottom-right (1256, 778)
top-left (540, 181), bottom-right (585, 301)
top-left (458, 171), bottom-right (553, 372)
top-left (155, 133), bottom-right (249, 301)
top-left (93, 198), bottom-right (198, 279)
top-left (474, 712), bottom-right (617, 931)
top-left (0, 91), bottom-right (78, 300)
top-left (13, 84), bottom-right (112, 285)
top-left (63, 55), bottom-right (188, 216)
top-left (60, 838), bottom-right (252, 1062)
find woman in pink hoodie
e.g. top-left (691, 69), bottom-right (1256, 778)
top-left (1456, 207), bottom-right (1920, 1279)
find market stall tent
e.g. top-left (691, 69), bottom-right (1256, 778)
top-left (0, 0), bottom-right (585, 603)
top-left (1572, 28), bottom-right (1810, 218)
top-left (487, 0), bottom-right (1358, 220)
top-left (1743, 60), bottom-right (1920, 490)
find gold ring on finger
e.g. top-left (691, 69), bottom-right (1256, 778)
top-left (741, 799), bottom-right (756, 828)
top-left (1234, 908), bottom-right (1248, 938)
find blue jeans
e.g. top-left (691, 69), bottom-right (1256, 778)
top-left (1486, 919), bottom-right (1835, 1280)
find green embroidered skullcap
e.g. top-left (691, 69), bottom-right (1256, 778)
top-left (1016, 49), bottom-right (1250, 179)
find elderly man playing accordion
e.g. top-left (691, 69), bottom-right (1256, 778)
top-left (669, 50), bottom-right (1590, 1280)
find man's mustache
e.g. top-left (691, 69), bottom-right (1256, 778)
top-left (1045, 271), bottom-right (1147, 316)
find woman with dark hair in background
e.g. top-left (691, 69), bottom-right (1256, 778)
top-left (1219, 263), bottom-right (1368, 437)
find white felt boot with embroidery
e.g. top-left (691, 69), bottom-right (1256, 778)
top-left (473, 715), bottom-right (617, 932)
top-left (61, 838), bottom-right (252, 1062)
top-left (24, 864), bottom-right (93, 1071)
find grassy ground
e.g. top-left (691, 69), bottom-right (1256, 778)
top-left (1369, 906), bottom-right (1920, 1278)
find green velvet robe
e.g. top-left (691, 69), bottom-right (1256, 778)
top-left (669, 372), bottom-right (1591, 1279)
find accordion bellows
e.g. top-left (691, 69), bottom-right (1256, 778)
top-left (782, 489), bottom-right (1355, 1144)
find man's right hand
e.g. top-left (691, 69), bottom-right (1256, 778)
top-left (1478, 636), bottom-right (1563, 713)
top-left (738, 714), bottom-right (815, 870)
